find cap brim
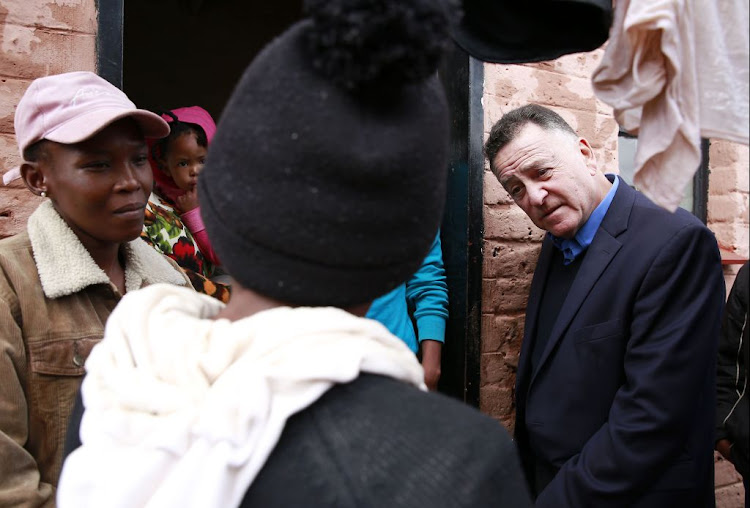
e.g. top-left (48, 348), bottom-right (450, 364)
top-left (2, 166), bottom-right (21, 185)
top-left (44, 107), bottom-right (170, 145)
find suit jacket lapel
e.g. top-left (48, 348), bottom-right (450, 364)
top-left (530, 177), bottom-right (635, 384)
top-left (517, 234), bottom-right (555, 393)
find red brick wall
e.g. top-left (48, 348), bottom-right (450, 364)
top-left (0, 0), bottom-right (97, 239)
top-left (709, 140), bottom-right (750, 290)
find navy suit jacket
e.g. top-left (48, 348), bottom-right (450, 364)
top-left (515, 177), bottom-right (725, 507)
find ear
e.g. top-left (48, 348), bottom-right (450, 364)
top-left (20, 161), bottom-right (48, 197)
top-left (578, 137), bottom-right (598, 174)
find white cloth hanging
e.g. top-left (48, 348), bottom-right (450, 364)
top-left (57, 284), bottom-right (425, 508)
top-left (592, 0), bottom-right (749, 211)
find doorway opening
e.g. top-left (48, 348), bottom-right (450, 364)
top-left (99, 1), bottom-right (483, 404)
top-left (123, 0), bottom-right (302, 121)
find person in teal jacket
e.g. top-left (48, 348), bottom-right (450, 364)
top-left (367, 232), bottom-right (448, 391)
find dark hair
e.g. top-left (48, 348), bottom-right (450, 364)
top-left (150, 111), bottom-right (208, 165)
top-left (484, 104), bottom-right (577, 172)
top-left (23, 139), bottom-right (50, 162)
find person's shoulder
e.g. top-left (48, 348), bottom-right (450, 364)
top-left (730, 261), bottom-right (749, 301)
top-left (247, 375), bottom-right (527, 508)
top-left (0, 230), bottom-right (31, 252)
top-left (736, 261), bottom-right (749, 283)
top-left (126, 237), bottom-right (192, 288)
top-left (618, 190), bottom-right (721, 273)
top-left (615, 187), bottom-right (714, 252)
top-left (160, 254), bottom-right (192, 285)
top-left (0, 232), bottom-right (34, 309)
top-left (0, 231), bottom-right (33, 272)
top-left (628, 189), bottom-right (703, 228)
top-left (315, 374), bottom-right (514, 450)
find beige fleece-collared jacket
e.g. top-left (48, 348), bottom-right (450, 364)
top-left (0, 200), bottom-right (190, 507)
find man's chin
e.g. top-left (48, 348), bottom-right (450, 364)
top-left (540, 212), bottom-right (578, 239)
top-left (545, 222), bottom-right (576, 239)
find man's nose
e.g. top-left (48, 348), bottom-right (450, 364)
top-left (526, 182), bottom-right (547, 206)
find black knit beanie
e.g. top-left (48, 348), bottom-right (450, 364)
top-left (199, 0), bottom-right (458, 307)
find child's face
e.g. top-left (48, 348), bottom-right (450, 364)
top-left (163, 132), bottom-right (206, 192)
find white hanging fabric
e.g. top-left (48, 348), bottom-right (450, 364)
top-left (592, 0), bottom-right (749, 211)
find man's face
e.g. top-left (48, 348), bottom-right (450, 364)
top-left (492, 123), bottom-right (604, 239)
top-left (39, 118), bottom-right (153, 251)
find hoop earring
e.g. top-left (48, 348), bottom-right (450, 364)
top-left (40, 191), bottom-right (47, 198)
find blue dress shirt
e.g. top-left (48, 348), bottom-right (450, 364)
top-left (551, 175), bottom-right (619, 265)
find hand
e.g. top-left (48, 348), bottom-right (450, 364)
top-left (420, 340), bottom-right (442, 391)
top-left (176, 187), bottom-right (200, 213)
top-left (716, 439), bottom-right (734, 462)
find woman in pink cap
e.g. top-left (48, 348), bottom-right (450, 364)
top-left (0, 71), bottom-right (190, 507)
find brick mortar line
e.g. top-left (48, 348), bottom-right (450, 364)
top-left (0, 73), bottom-right (32, 82)
top-left (482, 238), bottom-right (543, 244)
top-left (481, 93), bottom-right (612, 114)
top-left (482, 237), bottom-right (544, 243)
top-left (488, 62), bottom-right (601, 78)
top-left (715, 481), bottom-right (744, 489)
top-left (482, 240), bottom-right (542, 244)
top-left (2, 22), bottom-right (94, 36)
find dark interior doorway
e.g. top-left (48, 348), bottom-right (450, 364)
top-left (98, 0), bottom-right (482, 406)
top-left (123, 0), bottom-right (302, 121)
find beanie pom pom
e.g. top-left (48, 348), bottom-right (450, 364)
top-left (305, 0), bottom-right (460, 91)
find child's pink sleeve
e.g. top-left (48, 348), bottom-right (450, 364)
top-left (180, 207), bottom-right (221, 266)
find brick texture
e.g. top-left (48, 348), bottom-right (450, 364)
top-left (708, 140), bottom-right (750, 294)
top-left (0, 0), bottom-right (96, 239)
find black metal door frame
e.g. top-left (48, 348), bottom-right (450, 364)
top-left (96, 0), bottom-right (124, 88)
top-left (438, 45), bottom-right (483, 406)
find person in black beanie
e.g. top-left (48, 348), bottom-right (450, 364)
top-left (198, 1), bottom-right (452, 307)
top-left (58, 1), bottom-right (532, 507)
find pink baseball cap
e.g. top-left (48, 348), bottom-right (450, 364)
top-left (14, 71), bottom-right (170, 157)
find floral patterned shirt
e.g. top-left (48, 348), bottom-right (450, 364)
top-left (141, 193), bottom-right (230, 303)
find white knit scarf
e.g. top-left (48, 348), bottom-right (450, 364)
top-left (57, 284), bottom-right (425, 508)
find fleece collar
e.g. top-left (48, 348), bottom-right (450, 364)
top-left (27, 200), bottom-right (187, 299)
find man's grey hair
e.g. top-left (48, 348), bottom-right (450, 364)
top-left (484, 104), bottom-right (577, 173)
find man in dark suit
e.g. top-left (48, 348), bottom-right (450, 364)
top-left (484, 104), bottom-right (725, 507)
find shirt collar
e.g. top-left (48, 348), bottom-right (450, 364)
top-left (551, 175), bottom-right (619, 265)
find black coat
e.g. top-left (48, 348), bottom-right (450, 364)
top-left (241, 374), bottom-right (531, 507)
top-left (65, 374), bottom-right (532, 507)
top-left (716, 261), bottom-right (749, 479)
top-left (515, 178), bottom-right (725, 507)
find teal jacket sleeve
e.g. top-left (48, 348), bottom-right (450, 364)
top-left (405, 232), bottom-right (449, 344)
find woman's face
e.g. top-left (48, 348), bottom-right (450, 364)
top-left (37, 118), bottom-right (154, 250)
